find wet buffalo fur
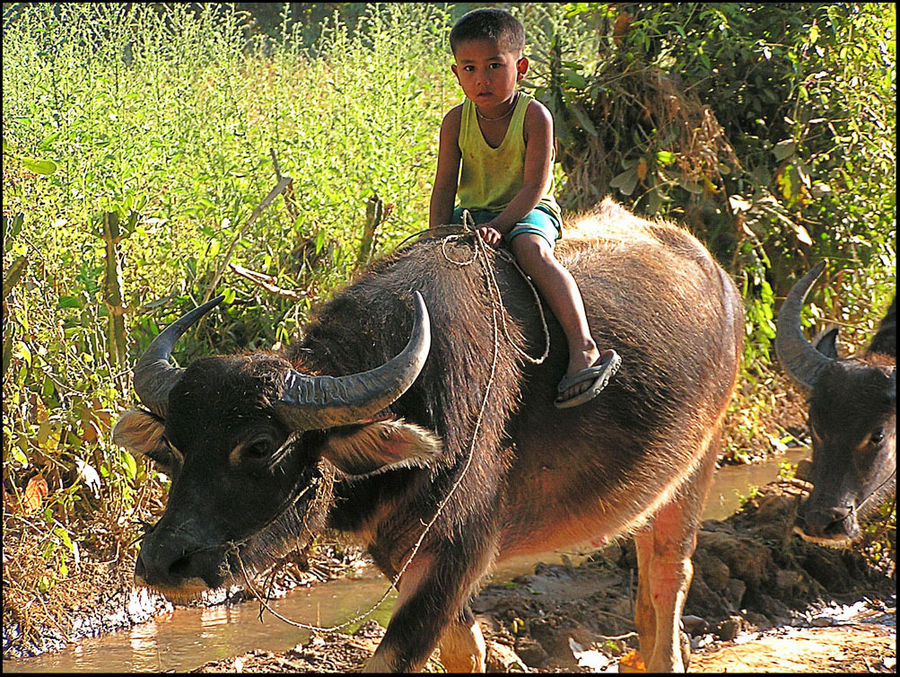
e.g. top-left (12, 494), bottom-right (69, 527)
top-left (120, 198), bottom-right (745, 671)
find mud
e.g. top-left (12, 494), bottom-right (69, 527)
top-left (189, 480), bottom-right (895, 672)
top-left (5, 478), bottom-right (894, 672)
top-left (2, 539), bottom-right (369, 660)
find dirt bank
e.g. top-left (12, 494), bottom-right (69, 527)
top-left (190, 479), bottom-right (895, 672)
top-left (2, 536), bottom-right (369, 660)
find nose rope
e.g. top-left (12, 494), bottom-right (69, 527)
top-left (851, 468), bottom-right (897, 515)
top-left (230, 213), bottom-right (550, 634)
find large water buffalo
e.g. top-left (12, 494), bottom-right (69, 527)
top-left (776, 261), bottom-right (896, 546)
top-left (113, 198), bottom-right (743, 672)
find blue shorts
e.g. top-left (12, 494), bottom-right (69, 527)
top-left (452, 205), bottom-right (561, 249)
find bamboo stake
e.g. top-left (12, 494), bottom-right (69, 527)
top-left (357, 194), bottom-right (383, 268)
top-left (101, 212), bottom-right (127, 367)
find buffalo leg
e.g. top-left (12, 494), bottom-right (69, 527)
top-left (363, 548), bottom-right (491, 672)
top-left (633, 446), bottom-right (716, 672)
top-left (438, 604), bottom-right (486, 672)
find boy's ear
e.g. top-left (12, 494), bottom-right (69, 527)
top-left (451, 63), bottom-right (460, 80)
top-left (516, 56), bottom-right (529, 80)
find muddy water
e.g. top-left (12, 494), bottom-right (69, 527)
top-left (4, 449), bottom-right (808, 673)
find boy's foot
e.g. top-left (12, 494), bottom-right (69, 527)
top-left (553, 349), bottom-right (621, 409)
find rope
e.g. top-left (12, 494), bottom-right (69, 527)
top-left (852, 469), bottom-right (897, 515)
top-left (438, 211), bottom-right (549, 365)
top-left (235, 211), bottom-right (550, 633)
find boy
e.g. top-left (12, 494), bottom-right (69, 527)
top-left (429, 8), bottom-right (620, 408)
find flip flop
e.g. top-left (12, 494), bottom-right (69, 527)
top-left (553, 349), bottom-right (622, 409)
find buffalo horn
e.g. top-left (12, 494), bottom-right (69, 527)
top-left (775, 260), bottom-right (833, 392)
top-left (133, 295), bottom-right (225, 417)
top-left (276, 291), bottom-right (431, 430)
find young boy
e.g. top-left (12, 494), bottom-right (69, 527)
top-left (429, 8), bottom-right (620, 408)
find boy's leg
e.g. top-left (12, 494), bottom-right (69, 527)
top-left (509, 232), bottom-right (614, 403)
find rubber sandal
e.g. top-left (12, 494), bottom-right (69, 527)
top-left (553, 349), bottom-right (622, 409)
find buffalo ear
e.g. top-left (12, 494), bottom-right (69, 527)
top-left (112, 409), bottom-right (172, 468)
top-left (320, 418), bottom-right (442, 477)
top-left (813, 326), bottom-right (840, 359)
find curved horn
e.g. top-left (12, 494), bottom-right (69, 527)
top-left (775, 260), bottom-right (833, 392)
top-left (133, 295), bottom-right (225, 417)
top-left (277, 291), bottom-right (431, 430)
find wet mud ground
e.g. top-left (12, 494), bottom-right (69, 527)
top-left (185, 480), bottom-right (895, 673)
top-left (4, 476), bottom-right (895, 672)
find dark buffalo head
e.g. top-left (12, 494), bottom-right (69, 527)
top-left (113, 293), bottom-right (438, 600)
top-left (776, 261), bottom-right (896, 547)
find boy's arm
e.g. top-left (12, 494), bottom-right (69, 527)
top-left (484, 101), bottom-right (554, 235)
top-left (429, 106), bottom-right (462, 230)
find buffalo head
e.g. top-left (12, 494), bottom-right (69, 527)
top-left (113, 292), bottom-right (439, 600)
top-left (776, 262), bottom-right (896, 546)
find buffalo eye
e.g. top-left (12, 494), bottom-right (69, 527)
top-left (869, 429), bottom-right (885, 446)
top-left (240, 437), bottom-right (275, 462)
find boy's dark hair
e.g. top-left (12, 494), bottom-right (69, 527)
top-left (449, 8), bottom-right (525, 56)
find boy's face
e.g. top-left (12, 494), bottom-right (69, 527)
top-left (451, 39), bottom-right (527, 113)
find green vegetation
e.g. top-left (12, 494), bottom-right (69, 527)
top-left (2, 1), bottom-right (895, 646)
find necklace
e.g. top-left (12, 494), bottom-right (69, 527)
top-left (475, 92), bottom-right (519, 121)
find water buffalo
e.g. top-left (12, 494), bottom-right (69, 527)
top-left (113, 198), bottom-right (743, 672)
top-left (775, 261), bottom-right (896, 546)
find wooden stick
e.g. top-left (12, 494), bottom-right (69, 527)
top-left (203, 175), bottom-right (293, 304)
top-left (229, 262), bottom-right (306, 301)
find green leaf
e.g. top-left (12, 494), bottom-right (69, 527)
top-left (122, 450), bottom-right (137, 480)
top-left (610, 168), bottom-right (638, 196)
top-left (57, 295), bottom-right (83, 309)
top-left (11, 445), bottom-right (28, 467)
top-left (677, 176), bottom-right (702, 194)
top-left (53, 527), bottom-right (74, 552)
top-left (773, 139), bottom-right (796, 161)
top-left (561, 67), bottom-right (587, 89)
top-left (568, 102), bottom-right (597, 136)
top-left (22, 157), bottom-right (58, 175)
top-left (16, 342), bottom-right (32, 367)
top-left (3, 256), bottom-right (27, 297)
top-left (656, 150), bottom-right (676, 166)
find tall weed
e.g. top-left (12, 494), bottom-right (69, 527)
top-left (2, 2), bottom-right (455, 567)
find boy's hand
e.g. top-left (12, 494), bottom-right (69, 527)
top-left (477, 225), bottom-right (502, 247)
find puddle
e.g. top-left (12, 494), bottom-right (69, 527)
top-left (3, 572), bottom-right (397, 673)
top-left (3, 449), bottom-right (809, 673)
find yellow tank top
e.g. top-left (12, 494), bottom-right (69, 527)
top-left (457, 91), bottom-right (561, 221)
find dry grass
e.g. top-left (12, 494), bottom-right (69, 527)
top-left (2, 512), bottom-right (136, 653)
top-left (558, 64), bottom-right (741, 213)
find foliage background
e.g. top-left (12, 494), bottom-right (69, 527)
top-left (2, 0), bottom-right (895, 648)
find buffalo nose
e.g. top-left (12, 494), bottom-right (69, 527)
top-left (135, 533), bottom-right (194, 586)
top-left (800, 505), bottom-right (852, 538)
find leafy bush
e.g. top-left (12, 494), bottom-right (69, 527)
top-left (530, 3), bottom-right (895, 365)
top-left (2, 2), bottom-right (454, 591)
